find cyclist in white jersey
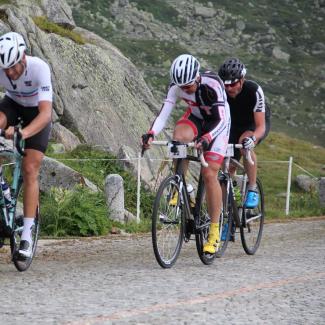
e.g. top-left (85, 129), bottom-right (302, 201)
top-left (0, 32), bottom-right (52, 257)
top-left (142, 54), bottom-right (231, 254)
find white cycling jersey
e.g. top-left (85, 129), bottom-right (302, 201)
top-left (150, 75), bottom-right (230, 141)
top-left (149, 74), bottom-right (231, 162)
top-left (0, 55), bottom-right (52, 107)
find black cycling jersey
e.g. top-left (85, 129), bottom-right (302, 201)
top-left (227, 80), bottom-right (270, 132)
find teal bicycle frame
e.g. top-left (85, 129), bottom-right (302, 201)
top-left (0, 132), bottom-right (24, 237)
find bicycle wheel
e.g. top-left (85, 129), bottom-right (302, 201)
top-left (11, 184), bottom-right (41, 271)
top-left (216, 181), bottom-right (233, 258)
top-left (152, 176), bottom-right (184, 268)
top-left (240, 178), bottom-right (264, 255)
top-left (195, 182), bottom-right (215, 265)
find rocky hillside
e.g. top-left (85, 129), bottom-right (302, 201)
top-left (0, 0), bottom-right (168, 183)
top-left (68, 0), bottom-right (325, 145)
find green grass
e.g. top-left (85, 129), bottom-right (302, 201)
top-left (33, 16), bottom-right (86, 44)
top-left (255, 132), bottom-right (325, 218)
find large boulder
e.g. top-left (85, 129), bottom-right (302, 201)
top-left (40, 156), bottom-right (98, 192)
top-left (0, 1), bottom-right (162, 185)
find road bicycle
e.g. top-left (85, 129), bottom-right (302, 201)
top-left (0, 128), bottom-right (40, 271)
top-left (150, 140), bottom-right (219, 268)
top-left (216, 144), bottom-right (265, 257)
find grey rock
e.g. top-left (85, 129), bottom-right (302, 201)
top-left (105, 174), bottom-right (125, 223)
top-left (272, 46), bottom-right (290, 62)
top-left (117, 145), bottom-right (137, 175)
top-left (0, 2), bottom-right (160, 185)
top-left (295, 174), bottom-right (319, 192)
top-left (50, 123), bottom-right (81, 151)
top-left (124, 209), bottom-right (137, 223)
top-left (40, 0), bottom-right (76, 29)
top-left (194, 6), bottom-right (216, 18)
top-left (40, 156), bottom-right (98, 192)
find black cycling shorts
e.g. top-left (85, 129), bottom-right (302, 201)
top-left (229, 120), bottom-right (270, 161)
top-left (0, 96), bottom-right (51, 153)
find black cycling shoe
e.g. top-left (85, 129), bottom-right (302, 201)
top-left (18, 240), bottom-right (33, 258)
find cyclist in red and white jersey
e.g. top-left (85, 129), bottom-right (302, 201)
top-left (0, 32), bottom-right (52, 257)
top-left (142, 54), bottom-right (231, 254)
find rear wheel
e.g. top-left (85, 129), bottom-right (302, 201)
top-left (240, 178), bottom-right (264, 255)
top-left (152, 176), bottom-right (184, 268)
top-left (195, 181), bottom-right (215, 265)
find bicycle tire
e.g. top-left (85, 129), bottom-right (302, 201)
top-left (240, 177), bottom-right (264, 255)
top-left (216, 180), bottom-right (233, 258)
top-left (152, 176), bottom-right (184, 268)
top-left (11, 183), bottom-right (41, 272)
top-left (195, 181), bottom-right (215, 265)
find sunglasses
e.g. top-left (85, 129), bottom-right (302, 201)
top-left (180, 81), bottom-right (197, 90)
top-left (224, 80), bottom-right (240, 88)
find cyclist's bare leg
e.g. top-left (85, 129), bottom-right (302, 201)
top-left (173, 123), bottom-right (195, 173)
top-left (0, 111), bottom-right (7, 129)
top-left (22, 149), bottom-right (43, 218)
top-left (201, 162), bottom-right (222, 224)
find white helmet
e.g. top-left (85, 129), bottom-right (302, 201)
top-left (0, 32), bottom-right (26, 69)
top-left (170, 54), bottom-right (200, 86)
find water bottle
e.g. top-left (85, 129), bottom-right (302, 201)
top-left (187, 184), bottom-right (196, 208)
top-left (221, 222), bottom-right (228, 241)
top-left (1, 181), bottom-right (12, 207)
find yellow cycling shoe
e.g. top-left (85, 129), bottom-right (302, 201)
top-left (203, 222), bottom-right (220, 254)
top-left (203, 240), bottom-right (219, 254)
top-left (169, 191), bottom-right (178, 206)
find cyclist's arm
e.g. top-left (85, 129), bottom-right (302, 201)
top-left (253, 111), bottom-right (265, 142)
top-left (148, 85), bottom-right (178, 136)
top-left (252, 85), bottom-right (266, 142)
top-left (20, 101), bottom-right (52, 139)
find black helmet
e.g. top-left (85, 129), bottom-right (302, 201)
top-left (218, 58), bottom-right (246, 84)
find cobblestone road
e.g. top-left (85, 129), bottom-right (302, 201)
top-left (0, 218), bottom-right (324, 325)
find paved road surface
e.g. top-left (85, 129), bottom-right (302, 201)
top-left (0, 218), bottom-right (324, 325)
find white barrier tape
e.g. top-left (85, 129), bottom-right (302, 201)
top-left (293, 163), bottom-right (318, 179)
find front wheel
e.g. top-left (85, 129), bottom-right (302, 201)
top-left (195, 181), bottom-right (215, 265)
top-left (240, 178), bottom-right (264, 255)
top-left (152, 176), bottom-right (184, 268)
top-left (11, 205), bottom-right (40, 272)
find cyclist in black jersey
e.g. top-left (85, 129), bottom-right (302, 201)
top-left (218, 58), bottom-right (270, 208)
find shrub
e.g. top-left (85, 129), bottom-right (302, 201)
top-left (41, 186), bottom-right (110, 237)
